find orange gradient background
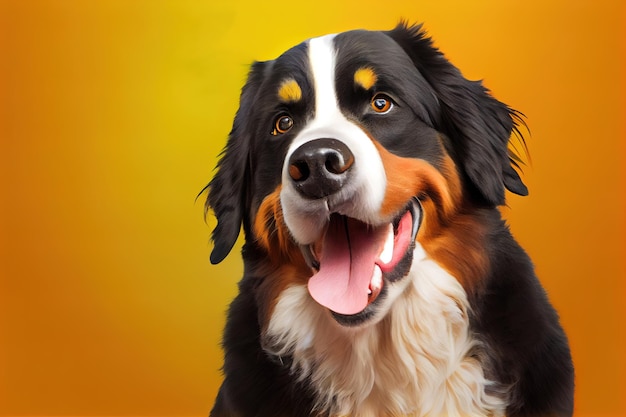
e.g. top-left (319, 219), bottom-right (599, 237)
top-left (1, 1), bottom-right (624, 416)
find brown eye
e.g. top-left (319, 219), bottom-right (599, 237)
top-left (272, 114), bottom-right (294, 135)
top-left (371, 94), bottom-right (393, 113)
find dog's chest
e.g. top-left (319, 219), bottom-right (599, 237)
top-left (264, 256), bottom-right (508, 417)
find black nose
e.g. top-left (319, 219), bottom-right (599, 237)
top-left (288, 138), bottom-right (355, 199)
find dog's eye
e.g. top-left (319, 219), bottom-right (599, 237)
top-left (371, 94), bottom-right (393, 114)
top-left (272, 114), bottom-right (294, 135)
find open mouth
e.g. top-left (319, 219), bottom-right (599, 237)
top-left (301, 199), bottom-right (422, 318)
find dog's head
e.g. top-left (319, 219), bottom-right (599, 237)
top-left (206, 23), bottom-right (527, 326)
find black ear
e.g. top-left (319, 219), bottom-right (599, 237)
top-left (387, 22), bottom-right (528, 206)
top-left (204, 61), bottom-right (267, 264)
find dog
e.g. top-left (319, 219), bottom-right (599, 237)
top-left (204, 22), bottom-right (574, 417)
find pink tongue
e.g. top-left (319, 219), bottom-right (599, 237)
top-left (307, 216), bottom-right (388, 315)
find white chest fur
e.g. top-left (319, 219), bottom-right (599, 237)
top-left (264, 246), bottom-right (508, 417)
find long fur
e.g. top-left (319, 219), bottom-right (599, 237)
top-left (204, 22), bottom-right (574, 417)
top-left (264, 246), bottom-right (508, 417)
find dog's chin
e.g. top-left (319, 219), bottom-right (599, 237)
top-left (298, 199), bottom-right (422, 327)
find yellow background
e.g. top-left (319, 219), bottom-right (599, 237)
top-left (1, 0), bottom-right (624, 416)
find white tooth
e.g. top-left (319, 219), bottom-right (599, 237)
top-left (367, 289), bottom-right (372, 295)
top-left (379, 224), bottom-right (394, 264)
top-left (371, 265), bottom-right (383, 291)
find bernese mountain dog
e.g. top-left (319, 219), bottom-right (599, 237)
top-left (203, 22), bottom-right (574, 417)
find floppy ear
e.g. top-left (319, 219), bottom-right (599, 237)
top-left (204, 61), bottom-right (267, 264)
top-left (387, 22), bottom-right (528, 206)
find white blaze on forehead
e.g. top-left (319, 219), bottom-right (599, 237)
top-left (280, 34), bottom-right (388, 245)
top-left (309, 34), bottom-right (338, 121)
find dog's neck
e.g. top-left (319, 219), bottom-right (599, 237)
top-left (264, 245), bottom-right (508, 417)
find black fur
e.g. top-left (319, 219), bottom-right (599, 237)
top-left (386, 23), bottom-right (529, 206)
top-left (469, 209), bottom-right (575, 417)
top-left (211, 254), bottom-right (318, 416)
top-left (205, 61), bottom-right (267, 264)
top-left (205, 22), bottom-right (574, 417)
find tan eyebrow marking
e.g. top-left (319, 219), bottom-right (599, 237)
top-left (354, 67), bottom-right (378, 90)
top-left (277, 79), bottom-right (302, 102)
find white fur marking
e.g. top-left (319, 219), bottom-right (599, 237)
top-left (280, 35), bottom-right (389, 245)
top-left (265, 246), bottom-right (508, 417)
top-left (309, 35), bottom-right (338, 122)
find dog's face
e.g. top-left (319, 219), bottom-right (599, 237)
top-left (207, 23), bottom-right (527, 327)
